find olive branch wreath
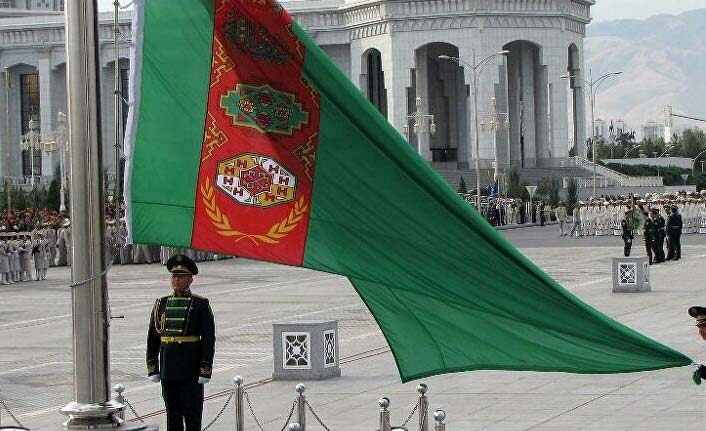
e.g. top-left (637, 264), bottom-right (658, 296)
top-left (200, 177), bottom-right (307, 246)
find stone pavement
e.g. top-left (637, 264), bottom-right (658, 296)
top-left (0, 226), bottom-right (705, 430)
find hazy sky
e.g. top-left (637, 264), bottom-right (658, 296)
top-left (591, 0), bottom-right (706, 22)
top-left (97, 0), bottom-right (706, 21)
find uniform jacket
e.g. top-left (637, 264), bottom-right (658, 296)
top-left (653, 216), bottom-right (666, 239)
top-left (147, 290), bottom-right (215, 381)
top-left (667, 213), bottom-right (683, 235)
top-left (643, 218), bottom-right (654, 241)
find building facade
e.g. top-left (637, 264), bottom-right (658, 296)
top-left (0, 0), bottom-right (592, 188)
top-left (284, 0), bottom-right (592, 170)
top-left (0, 7), bottom-right (130, 190)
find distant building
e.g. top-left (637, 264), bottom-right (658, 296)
top-left (641, 120), bottom-right (664, 142)
top-left (0, 0), bottom-right (63, 17)
top-left (1, 0), bottom-right (595, 190)
top-left (594, 118), bottom-right (608, 141)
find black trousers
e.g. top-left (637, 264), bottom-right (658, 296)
top-left (622, 233), bottom-right (633, 257)
top-left (644, 238), bottom-right (653, 264)
top-left (161, 379), bottom-right (204, 431)
top-left (652, 234), bottom-right (665, 263)
top-left (672, 234), bottom-right (682, 260)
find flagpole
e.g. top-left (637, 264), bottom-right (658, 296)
top-left (60, 1), bottom-right (149, 429)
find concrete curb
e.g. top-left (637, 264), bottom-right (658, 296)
top-left (495, 221), bottom-right (559, 230)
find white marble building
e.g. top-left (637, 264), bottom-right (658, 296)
top-left (0, 4), bottom-right (130, 189)
top-left (0, 0), bottom-right (592, 187)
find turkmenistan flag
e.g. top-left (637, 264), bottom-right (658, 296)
top-left (125, 0), bottom-right (691, 382)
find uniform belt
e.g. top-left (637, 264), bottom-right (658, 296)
top-left (160, 335), bottom-right (201, 344)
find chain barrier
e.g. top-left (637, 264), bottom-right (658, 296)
top-left (399, 402), bottom-right (418, 428)
top-left (243, 391), bottom-right (266, 431)
top-left (201, 391), bottom-right (234, 431)
top-left (0, 399), bottom-right (25, 429)
top-left (124, 398), bottom-right (145, 424)
top-left (279, 399), bottom-right (298, 431)
top-left (304, 399), bottom-right (332, 431)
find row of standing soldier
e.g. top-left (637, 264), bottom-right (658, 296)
top-left (0, 231), bottom-right (51, 283)
top-left (622, 204), bottom-right (683, 264)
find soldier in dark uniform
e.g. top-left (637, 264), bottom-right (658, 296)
top-left (147, 254), bottom-right (215, 431)
top-left (620, 209), bottom-right (634, 257)
top-left (667, 205), bottom-right (683, 261)
top-left (650, 208), bottom-right (666, 264)
top-left (688, 306), bottom-right (706, 384)
top-left (642, 209), bottom-right (654, 264)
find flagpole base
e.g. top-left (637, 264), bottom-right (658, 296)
top-left (61, 401), bottom-right (158, 430)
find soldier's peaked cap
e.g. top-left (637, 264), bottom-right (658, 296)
top-left (689, 306), bottom-right (706, 326)
top-left (166, 254), bottom-right (198, 275)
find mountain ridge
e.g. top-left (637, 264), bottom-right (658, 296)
top-left (585, 8), bottom-right (706, 135)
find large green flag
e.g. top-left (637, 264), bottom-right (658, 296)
top-left (125, 0), bottom-right (691, 382)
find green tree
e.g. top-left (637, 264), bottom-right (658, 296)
top-left (457, 176), bottom-right (468, 194)
top-left (508, 168), bottom-right (520, 196)
top-left (567, 177), bottom-right (578, 214)
top-left (677, 128), bottom-right (706, 158)
top-left (536, 177), bottom-right (552, 200)
top-left (549, 176), bottom-right (561, 206)
top-left (514, 181), bottom-right (530, 200)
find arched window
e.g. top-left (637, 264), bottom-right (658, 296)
top-left (364, 49), bottom-right (387, 118)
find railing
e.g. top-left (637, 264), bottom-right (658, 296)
top-left (3, 176), bottom-right (51, 187)
top-left (569, 157), bottom-right (663, 187)
top-left (116, 376), bottom-right (449, 431)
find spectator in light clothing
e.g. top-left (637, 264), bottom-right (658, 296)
top-left (555, 202), bottom-right (568, 236)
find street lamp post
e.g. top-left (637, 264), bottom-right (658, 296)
top-left (44, 111), bottom-right (70, 212)
top-left (692, 149), bottom-right (706, 175)
top-left (403, 96), bottom-right (437, 160)
top-left (19, 117), bottom-right (41, 207)
top-left (526, 185), bottom-right (537, 223)
top-left (480, 96), bottom-right (510, 195)
top-left (623, 144), bottom-right (641, 160)
top-left (561, 69), bottom-right (622, 198)
top-left (439, 49), bottom-right (509, 211)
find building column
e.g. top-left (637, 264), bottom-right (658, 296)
top-left (534, 64), bottom-right (549, 163)
top-left (520, 43), bottom-right (537, 168)
top-left (573, 74), bottom-right (587, 159)
top-left (549, 64), bottom-right (569, 161)
top-left (38, 50), bottom-right (54, 179)
top-left (1, 66), bottom-right (9, 180)
top-left (384, 42), bottom-right (413, 153)
top-left (507, 48), bottom-right (522, 169)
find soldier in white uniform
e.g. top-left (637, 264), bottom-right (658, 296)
top-left (62, 221), bottom-right (72, 267)
top-left (32, 231), bottom-right (50, 280)
top-left (56, 221), bottom-right (69, 266)
top-left (18, 234), bottom-right (33, 282)
top-left (0, 233), bottom-right (11, 285)
top-left (8, 233), bottom-right (21, 283)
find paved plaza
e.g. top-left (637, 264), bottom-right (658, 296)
top-left (1, 226), bottom-right (706, 430)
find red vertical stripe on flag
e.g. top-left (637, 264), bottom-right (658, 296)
top-left (192, 0), bottom-right (320, 265)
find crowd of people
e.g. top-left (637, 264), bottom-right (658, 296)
top-left (551, 190), bottom-right (706, 264)
top-left (0, 206), bottom-right (228, 283)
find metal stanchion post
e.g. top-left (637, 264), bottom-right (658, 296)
top-left (433, 410), bottom-right (446, 431)
top-left (378, 397), bottom-right (391, 431)
top-left (295, 383), bottom-right (306, 431)
top-left (234, 376), bottom-right (244, 431)
top-left (417, 384), bottom-right (429, 431)
top-left (114, 383), bottom-right (126, 421)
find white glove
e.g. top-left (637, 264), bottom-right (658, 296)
top-left (198, 377), bottom-right (210, 384)
top-left (148, 374), bottom-right (161, 383)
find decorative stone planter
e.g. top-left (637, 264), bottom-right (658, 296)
top-left (272, 320), bottom-right (341, 380)
top-left (611, 256), bottom-right (650, 293)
